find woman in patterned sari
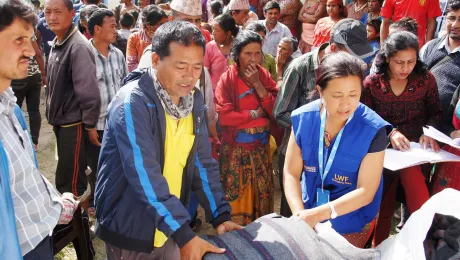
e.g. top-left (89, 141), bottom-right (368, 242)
top-left (215, 30), bottom-right (278, 225)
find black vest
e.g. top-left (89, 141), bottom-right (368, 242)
top-left (423, 36), bottom-right (460, 133)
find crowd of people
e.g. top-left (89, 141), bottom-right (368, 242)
top-left (1, 0), bottom-right (460, 258)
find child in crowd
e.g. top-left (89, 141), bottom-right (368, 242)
top-left (119, 12), bottom-right (135, 39)
top-left (367, 19), bottom-right (381, 51)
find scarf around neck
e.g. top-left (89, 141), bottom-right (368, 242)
top-left (151, 70), bottom-right (194, 120)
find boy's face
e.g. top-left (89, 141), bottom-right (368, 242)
top-left (366, 25), bottom-right (378, 41)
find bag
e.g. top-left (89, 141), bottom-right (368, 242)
top-left (376, 188), bottom-right (460, 260)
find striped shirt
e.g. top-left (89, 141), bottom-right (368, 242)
top-left (89, 40), bottom-right (128, 131)
top-left (1, 88), bottom-right (62, 256)
top-left (273, 44), bottom-right (326, 155)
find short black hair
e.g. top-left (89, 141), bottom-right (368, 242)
top-left (31, 0), bottom-right (41, 7)
top-left (120, 12), bottom-right (135, 28)
top-left (210, 1), bottom-right (223, 17)
top-left (316, 52), bottom-right (364, 92)
top-left (389, 17), bottom-right (418, 36)
top-left (447, 0), bottom-right (460, 13)
top-left (129, 9), bottom-right (139, 21)
top-left (45, 0), bottom-right (73, 11)
top-left (375, 31), bottom-right (426, 79)
top-left (87, 9), bottom-right (114, 36)
top-left (141, 4), bottom-right (167, 27)
top-left (230, 30), bottom-right (262, 65)
top-left (214, 13), bottom-right (239, 36)
top-left (367, 19), bottom-right (382, 34)
top-left (263, 1), bottom-right (280, 13)
top-left (86, 0), bottom-right (99, 4)
top-left (245, 22), bottom-right (266, 35)
top-left (0, 0), bottom-right (37, 32)
top-left (80, 4), bottom-right (99, 21)
top-left (151, 20), bottom-right (206, 60)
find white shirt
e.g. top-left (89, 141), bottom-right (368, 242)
top-left (420, 35), bottom-right (460, 59)
top-left (258, 20), bottom-right (293, 57)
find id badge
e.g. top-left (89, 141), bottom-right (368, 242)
top-left (316, 188), bottom-right (330, 206)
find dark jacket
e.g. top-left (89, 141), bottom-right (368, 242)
top-left (95, 69), bottom-right (231, 253)
top-left (46, 25), bottom-right (100, 128)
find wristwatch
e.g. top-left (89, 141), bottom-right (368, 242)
top-left (329, 203), bottom-right (337, 219)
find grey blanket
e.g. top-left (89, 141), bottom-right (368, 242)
top-left (203, 214), bottom-right (380, 260)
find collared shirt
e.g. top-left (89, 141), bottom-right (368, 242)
top-left (89, 40), bottom-right (128, 131)
top-left (273, 43), bottom-right (327, 155)
top-left (420, 35), bottom-right (460, 58)
top-left (258, 20), bottom-right (293, 57)
top-left (1, 88), bottom-right (62, 256)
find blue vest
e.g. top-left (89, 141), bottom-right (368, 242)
top-left (291, 100), bottom-right (392, 234)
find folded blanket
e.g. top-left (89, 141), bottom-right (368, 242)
top-left (203, 214), bottom-right (380, 260)
top-left (424, 214), bottom-right (460, 260)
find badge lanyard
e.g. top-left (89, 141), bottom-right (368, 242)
top-left (318, 108), bottom-right (353, 191)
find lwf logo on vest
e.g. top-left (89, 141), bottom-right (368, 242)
top-left (332, 174), bottom-right (352, 185)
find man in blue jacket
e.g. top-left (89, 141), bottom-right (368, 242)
top-left (95, 21), bottom-right (241, 259)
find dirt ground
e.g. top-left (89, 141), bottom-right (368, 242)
top-left (31, 89), bottom-right (281, 260)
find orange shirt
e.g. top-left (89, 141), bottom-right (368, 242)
top-left (126, 31), bottom-right (151, 72)
top-left (313, 17), bottom-right (338, 47)
top-left (381, 0), bottom-right (442, 47)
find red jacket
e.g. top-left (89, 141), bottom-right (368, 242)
top-left (215, 64), bottom-right (279, 146)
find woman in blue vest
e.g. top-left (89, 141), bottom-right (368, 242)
top-left (283, 52), bottom-right (392, 248)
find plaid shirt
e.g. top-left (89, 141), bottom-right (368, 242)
top-left (273, 44), bottom-right (327, 155)
top-left (0, 88), bottom-right (62, 256)
top-left (89, 40), bottom-right (128, 130)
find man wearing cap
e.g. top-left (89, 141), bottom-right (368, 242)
top-left (226, 0), bottom-right (250, 26)
top-left (273, 18), bottom-right (374, 218)
top-left (170, 0), bottom-right (212, 42)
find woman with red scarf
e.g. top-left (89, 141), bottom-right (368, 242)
top-left (215, 30), bottom-right (278, 225)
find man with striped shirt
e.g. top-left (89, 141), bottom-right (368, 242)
top-left (86, 8), bottom-right (128, 216)
top-left (0, 1), bottom-right (78, 258)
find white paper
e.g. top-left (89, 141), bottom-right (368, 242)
top-left (383, 142), bottom-right (460, 171)
top-left (423, 125), bottom-right (460, 149)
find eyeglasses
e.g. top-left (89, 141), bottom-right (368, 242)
top-left (446, 16), bottom-right (460, 23)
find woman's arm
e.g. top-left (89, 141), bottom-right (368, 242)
top-left (126, 34), bottom-right (139, 72)
top-left (215, 75), bottom-right (254, 127)
top-left (297, 151), bottom-right (385, 227)
top-left (284, 130), bottom-right (307, 214)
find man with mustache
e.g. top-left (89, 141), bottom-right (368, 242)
top-left (0, 0), bottom-right (79, 258)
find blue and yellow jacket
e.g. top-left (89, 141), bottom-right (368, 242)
top-left (95, 69), bottom-right (231, 253)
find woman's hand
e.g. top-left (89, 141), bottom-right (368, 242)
top-left (451, 129), bottom-right (460, 139)
top-left (419, 134), bottom-right (440, 152)
top-left (244, 64), bottom-right (261, 86)
top-left (294, 209), bottom-right (321, 229)
top-left (390, 130), bottom-right (411, 151)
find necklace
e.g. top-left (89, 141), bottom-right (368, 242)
top-left (354, 1), bottom-right (368, 12)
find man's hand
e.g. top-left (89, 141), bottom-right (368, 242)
top-left (276, 52), bottom-right (288, 67)
top-left (216, 221), bottom-right (243, 235)
top-left (87, 128), bottom-right (101, 147)
top-left (58, 192), bottom-right (79, 225)
top-left (451, 129), bottom-right (460, 139)
top-left (180, 236), bottom-right (225, 260)
top-left (41, 74), bottom-right (47, 87)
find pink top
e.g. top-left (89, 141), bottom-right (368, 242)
top-left (204, 41), bottom-right (230, 91)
